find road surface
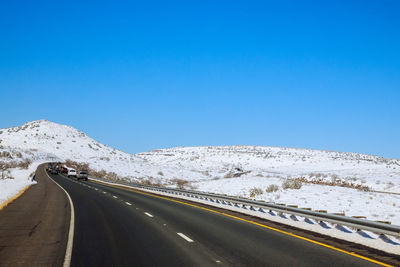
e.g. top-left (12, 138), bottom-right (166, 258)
top-left (48, 168), bottom-right (386, 267)
top-left (0, 165), bottom-right (69, 266)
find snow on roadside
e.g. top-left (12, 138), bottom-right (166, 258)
top-left (0, 162), bottom-right (42, 206)
top-left (193, 176), bottom-right (400, 225)
top-left (0, 145), bottom-right (60, 206)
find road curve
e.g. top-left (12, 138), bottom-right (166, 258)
top-left (47, 168), bottom-right (387, 267)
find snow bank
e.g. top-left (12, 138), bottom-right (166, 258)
top-left (0, 162), bottom-right (42, 206)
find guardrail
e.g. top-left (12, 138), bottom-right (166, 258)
top-left (90, 177), bottom-right (400, 238)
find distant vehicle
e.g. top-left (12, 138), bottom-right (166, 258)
top-left (50, 168), bottom-right (58, 175)
top-left (67, 169), bottom-right (77, 178)
top-left (77, 171), bottom-right (88, 181)
top-left (60, 167), bottom-right (68, 174)
top-left (46, 163), bottom-right (53, 172)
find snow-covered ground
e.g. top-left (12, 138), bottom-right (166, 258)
top-left (1, 120), bottom-right (399, 226)
top-left (135, 146), bottom-right (400, 225)
top-left (0, 146), bottom-right (58, 206)
top-left (0, 164), bottom-right (38, 205)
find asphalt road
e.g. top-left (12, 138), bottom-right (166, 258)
top-left (0, 165), bottom-right (68, 266)
top-left (47, 170), bottom-right (385, 267)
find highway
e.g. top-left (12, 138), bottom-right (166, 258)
top-left (46, 168), bottom-right (386, 267)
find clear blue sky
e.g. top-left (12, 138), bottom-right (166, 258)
top-left (1, 1), bottom-right (399, 158)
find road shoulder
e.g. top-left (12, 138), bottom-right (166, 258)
top-left (0, 165), bottom-right (70, 266)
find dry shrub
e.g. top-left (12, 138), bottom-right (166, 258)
top-left (17, 159), bottom-right (32, 169)
top-left (296, 176), bottom-right (370, 191)
top-left (266, 184), bottom-right (279, 193)
top-left (249, 187), bottom-right (263, 196)
top-left (140, 178), bottom-right (162, 187)
top-left (141, 179), bottom-right (153, 186)
top-left (172, 178), bottom-right (189, 189)
top-left (0, 151), bottom-right (12, 159)
top-left (0, 159), bottom-right (31, 170)
top-left (84, 169), bottom-right (106, 179)
top-left (65, 159), bottom-right (89, 172)
top-left (282, 179), bottom-right (302, 190)
top-left (105, 172), bottom-right (119, 181)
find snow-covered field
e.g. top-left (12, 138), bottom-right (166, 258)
top-left (135, 146), bottom-right (400, 225)
top-left (1, 120), bottom-right (399, 226)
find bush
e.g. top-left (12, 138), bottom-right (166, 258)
top-left (172, 178), bottom-right (189, 189)
top-left (249, 187), bottom-right (263, 196)
top-left (282, 179), bottom-right (302, 190)
top-left (105, 172), bottom-right (118, 181)
top-left (157, 171), bottom-right (164, 176)
top-left (18, 159), bottom-right (32, 169)
top-left (65, 159), bottom-right (89, 172)
top-left (0, 151), bottom-right (12, 158)
top-left (266, 184), bottom-right (279, 193)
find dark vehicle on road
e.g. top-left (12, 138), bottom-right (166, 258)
top-left (46, 163), bottom-right (53, 172)
top-left (77, 171), bottom-right (88, 181)
top-left (50, 168), bottom-right (58, 175)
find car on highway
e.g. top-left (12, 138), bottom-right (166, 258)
top-left (77, 171), bottom-right (88, 181)
top-left (46, 163), bottom-right (53, 172)
top-left (60, 166), bottom-right (68, 174)
top-left (50, 168), bottom-right (58, 175)
top-left (67, 169), bottom-right (77, 178)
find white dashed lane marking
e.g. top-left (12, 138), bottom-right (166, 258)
top-left (144, 212), bottom-right (153, 218)
top-left (125, 202), bottom-right (132, 206)
top-left (113, 196), bottom-right (118, 199)
top-left (177, 233), bottom-right (194, 242)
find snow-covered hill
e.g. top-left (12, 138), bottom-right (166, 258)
top-left (1, 120), bottom-right (399, 225)
top-left (0, 120), bottom-right (143, 177)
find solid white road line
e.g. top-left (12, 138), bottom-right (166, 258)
top-left (144, 212), bottom-right (153, 217)
top-left (177, 233), bottom-right (194, 242)
top-left (45, 170), bottom-right (75, 267)
top-left (125, 202), bottom-right (132, 206)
